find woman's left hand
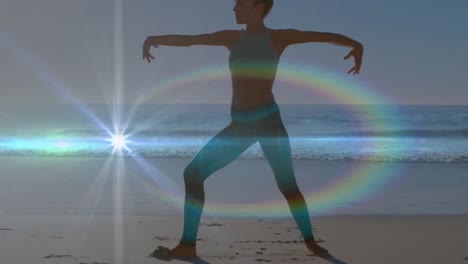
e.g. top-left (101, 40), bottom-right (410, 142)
top-left (344, 43), bottom-right (364, 75)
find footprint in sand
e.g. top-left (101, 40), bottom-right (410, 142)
top-left (201, 223), bottom-right (223, 227)
top-left (152, 235), bottom-right (169, 241)
top-left (464, 256), bottom-right (468, 260)
top-left (235, 239), bottom-right (304, 244)
top-left (0, 228), bottom-right (12, 239)
top-left (44, 254), bottom-right (77, 260)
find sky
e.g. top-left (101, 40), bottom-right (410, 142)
top-left (0, 0), bottom-right (467, 105)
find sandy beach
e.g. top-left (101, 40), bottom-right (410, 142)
top-left (0, 214), bottom-right (467, 264)
top-left (0, 157), bottom-right (467, 264)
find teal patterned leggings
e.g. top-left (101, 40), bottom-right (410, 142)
top-left (180, 101), bottom-right (315, 245)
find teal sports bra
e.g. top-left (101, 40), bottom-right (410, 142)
top-left (228, 28), bottom-right (279, 79)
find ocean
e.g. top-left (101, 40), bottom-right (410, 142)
top-left (0, 103), bottom-right (467, 216)
top-left (1, 103), bottom-right (467, 163)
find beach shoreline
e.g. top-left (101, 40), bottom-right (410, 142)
top-left (1, 157), bottom-right (467, 216)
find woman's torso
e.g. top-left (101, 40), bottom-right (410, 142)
top-left (227, 29), bottom-right (286, 110)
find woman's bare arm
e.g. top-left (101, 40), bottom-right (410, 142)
top-left (145, 30), bottom-right (236, 47)
top-left (278, 29), bottom-right (364, 75)
top-left (143, 30), bottom-right (236, 63)
top-left (279, 29), bottom-right (361, 48)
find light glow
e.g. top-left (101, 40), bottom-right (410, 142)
top-left (111, 134), bottom-right (128, 151)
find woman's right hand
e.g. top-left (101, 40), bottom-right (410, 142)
top-left (143, 38), bottom-right (157, 63)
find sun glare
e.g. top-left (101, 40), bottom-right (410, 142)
top-left (111, 134), bottom-right (128, 150)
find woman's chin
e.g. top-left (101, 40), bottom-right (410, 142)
top-left (235, 18), bottom-right (246, 25)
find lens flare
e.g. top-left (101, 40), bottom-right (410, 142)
top-left (127, 61), bottom-right (406, 218)
top-left (111, 134), bottom-right (128, 151)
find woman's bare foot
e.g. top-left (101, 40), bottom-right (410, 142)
top-left (169, 243), bottom-right (197, 257)
top-left (151, 243), bottom-right (197, 259)
top-left (305, 239), bottom-right (331, 257)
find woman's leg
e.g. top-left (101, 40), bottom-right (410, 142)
top-left (258, 113), bottom-right (330, 256)
top-left (180, 122), bottom-right (257, 246)
top-left (257, 114), bottom-right (314, 241)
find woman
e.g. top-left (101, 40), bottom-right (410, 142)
top-left (143, 0), bottom-right (363, 258)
